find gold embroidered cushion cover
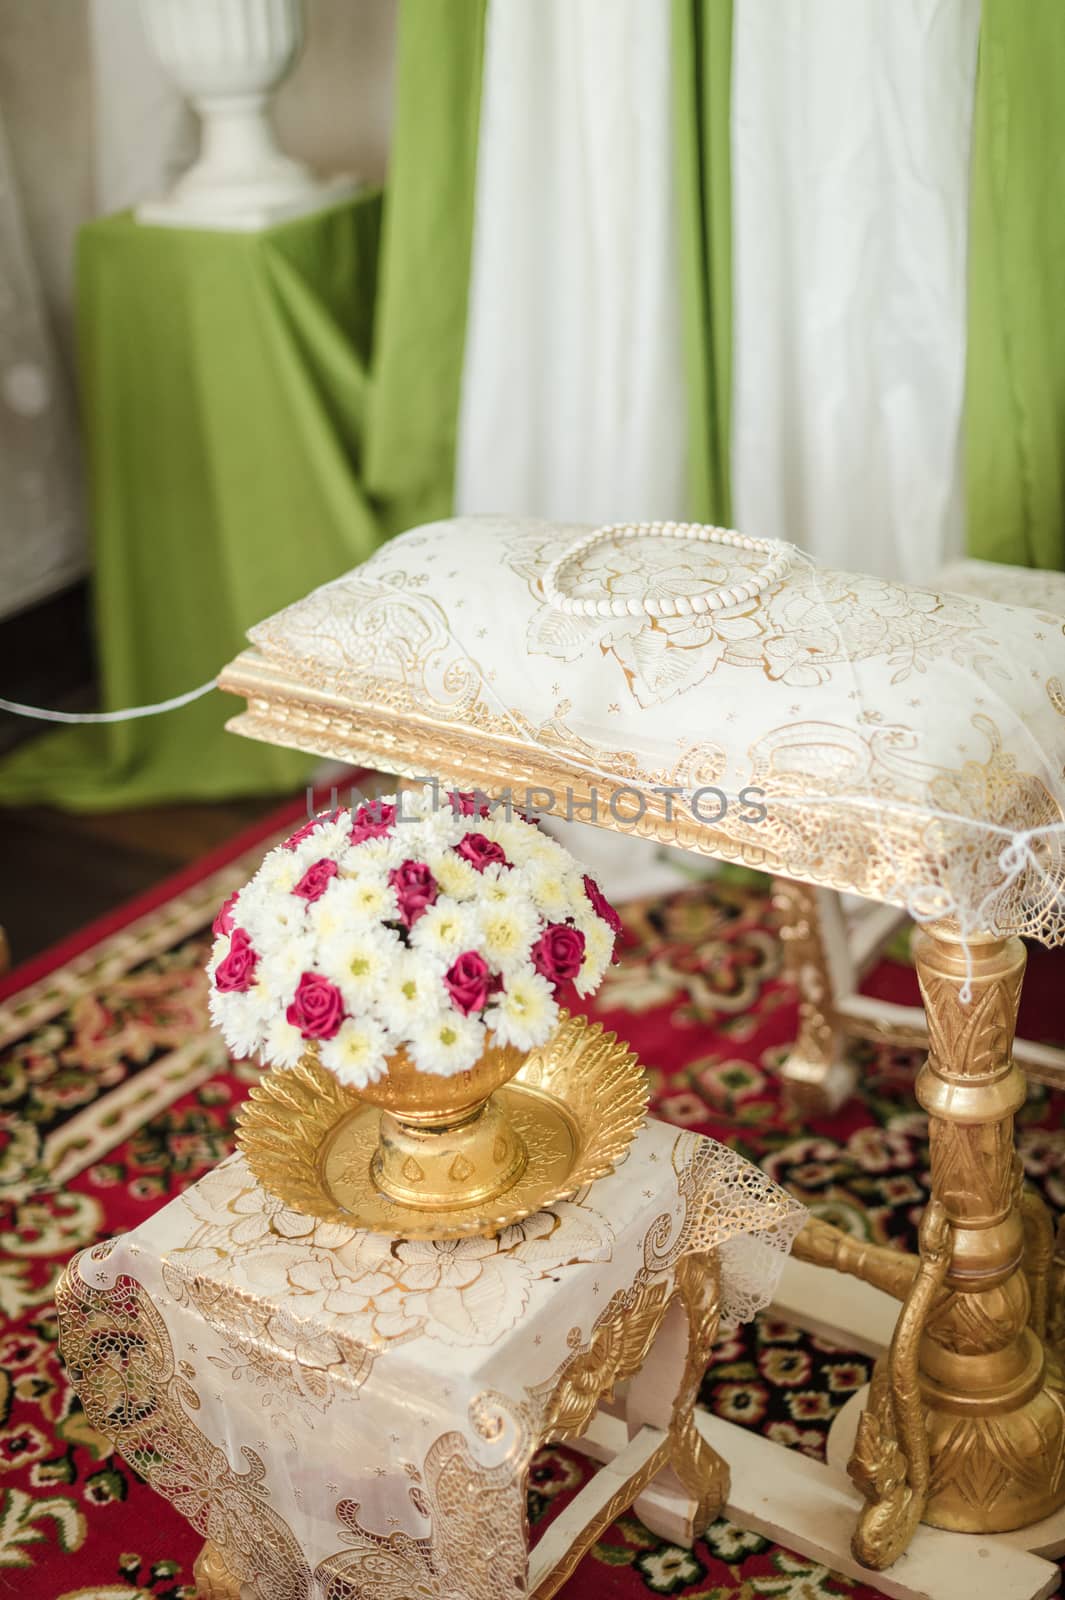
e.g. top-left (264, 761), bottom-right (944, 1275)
top-left (220, 518), bottom-right (1065, 944)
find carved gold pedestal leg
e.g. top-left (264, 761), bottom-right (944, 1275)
top-left (848, 1200), bottom-right (951, 1566)
top-left (533, 1252), bottom-right (730, 1598)
top-left (665, 1252), bottom-right (731, 1527)
top-left (194, 1539), bottom-right (241, 1599)
top-left (772, 879), bottom-right (857, 1115)
top-left (621, 1250), bottom-right (730, 1542)
top-left (848, 925), bottom-right (1065, 1567)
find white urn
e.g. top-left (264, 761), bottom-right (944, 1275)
top-left (137, 0), bottom-right (355, 230)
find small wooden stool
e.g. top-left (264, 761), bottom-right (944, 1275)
top-left (57, 1121), bottom-right (800, 1598)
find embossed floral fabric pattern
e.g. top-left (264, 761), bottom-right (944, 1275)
top-left (4, 838), bottom-right (1065, 1597)
top-left (61, 1111), bottom-right (802, 1598)
top-left (238, 517), bottom-right (1065, 945)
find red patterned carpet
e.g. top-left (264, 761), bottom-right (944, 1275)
top-left (2, 809), bottom-right (1064, 1599)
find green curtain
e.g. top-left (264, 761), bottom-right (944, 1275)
top-left (672, 0), bottom-right (733, 526)
top-left (965, 0), bottom-right (1065, 570)
top-left (367, 0), bottom-right (488, 529)
top-left (0, 0), bottom-right (488, 812)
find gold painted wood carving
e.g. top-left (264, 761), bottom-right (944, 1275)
top-left (668, 1252), bottom-right (730, 1528)
top-left (848, 1199), bottom-right (951, 1568)
top-left (834, 924), bottom-right (1065, 1569)
top-left (771, 879), bottom-right (849, 1114)
top-left (538, 1277), bottom-right (673, 1446)
top-left (789, 924), bottom-right (1065, 1568)
top-left (913, 928), bottom-right (1065, 1538)
top-left (193, 1540), bottom-right (242, 1600)
top-left (535, 1248), bottom-right (729, 1542)
top-left (529, 1437), bottom-right (672, 1600)
top-left (791, 1214), bottom-right (918, 1304)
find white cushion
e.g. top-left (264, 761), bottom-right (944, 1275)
top-left (939, 557), bottom-right (1065, 613)
top-left (222, 518), bottom-right (1065, 944)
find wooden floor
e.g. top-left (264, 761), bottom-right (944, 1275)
top-left (1, 795), bottom-right (286, 968)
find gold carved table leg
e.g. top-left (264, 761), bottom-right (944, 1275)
top-left (538, 1248), bottom-right (730, 1587)
top-left (772, 879), bottom-right (857, 1115)
top-left (624, 1250), bottom-right (731, 1540)
top-left (847, 924), bottom-right (1065, 1567)
top-left (193, 1539), bottom-right (241, 1599)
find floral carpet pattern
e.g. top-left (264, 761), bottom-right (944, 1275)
top-left (2, 824), bottom-right (1065, 1599)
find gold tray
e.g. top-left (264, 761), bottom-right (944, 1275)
top-left (236, 1013), bottom-right (648, 1240)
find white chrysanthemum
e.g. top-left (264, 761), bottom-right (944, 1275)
top-left (257, 846), bottom-right (308, 895)
top-left (427, 849), bottom-right (481, 902)
top-left (410, 805), bottom-right (464, 852)
top-left (340, 831), bottom-right (405, 875)
top-left (492, 820), bottom-right (557, 866)
top-left (408, 1009), bottom-right (486, 1077)
top-left (237, 880), bottom-right (308, 954)
top-left (486, 970), bottom-right (557, 1052)
top-left (262, 1015), bottom-right (306, 1069)
top-left (477, 898), bottom-right (539, 974)
top-left (575, 918), bottom-right (615, 996)
top-left (391, 783), bottom-right (437, 821)
top-left (211, 989), bottom-right (269, 1059)
top-left (310, 873), bottom-right (398, 938)
top-left (520, 859), bottom-right (573, 920)
top-left (476, 862), bottom-right (523, 904)
top-left (320, 1016), bottom-right (391, 1089)
top-left (320, 923), bottom-right (401, 1010)
top-left (471, 813), bottom-right (523, 851)
top-left (259, 934), bottom-right (317, 999)
top-left (409, 899), bottom-right (481, 963)
top-left (379, 949), bottom-right (448, 1036)
top-left (303, 814), bottom-right (352, 859)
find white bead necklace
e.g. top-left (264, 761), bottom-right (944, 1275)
top-left (541, 521), bottom-right (793, 620)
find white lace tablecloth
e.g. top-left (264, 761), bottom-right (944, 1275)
top-left (58, 1119), bottom-right (803, 1600)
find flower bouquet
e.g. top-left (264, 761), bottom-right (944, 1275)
top-left (207, 787), bottom-right (623, 1211)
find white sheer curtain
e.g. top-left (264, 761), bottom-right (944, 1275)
top-left (0, 100), bottom-right (83, 620)
top-left (455, 0), bottom-right (688, 525)
top-left (455, 0), bottom-right (703, 900)
top-left (731, 0), bottom-right (981, 582)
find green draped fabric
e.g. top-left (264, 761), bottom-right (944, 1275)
top-left (0, 0), bottom-right (488, 811)
top-left (965, 0), bottom-right (1065, 570)
top-left (672, 0), bottom-right (733, 526)
top-left (367, 0), bottom-right (488, 526)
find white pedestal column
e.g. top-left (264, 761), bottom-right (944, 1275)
top-left (137, 0), bottom-right (356, 231)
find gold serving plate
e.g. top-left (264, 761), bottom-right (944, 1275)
top-left (236, 1012), bottom-right (647, 1240)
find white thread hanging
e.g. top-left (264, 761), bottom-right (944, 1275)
top-left (0, 679), bottom-right (218, 724)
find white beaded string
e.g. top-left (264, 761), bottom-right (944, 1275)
top-left (541, 521), bottom-right (794, 618)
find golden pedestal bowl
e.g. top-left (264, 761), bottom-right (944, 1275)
top-left (237, 1012), bottom-right (648, 1239)
top-left (359, 1038), bottom-right (528, 1210)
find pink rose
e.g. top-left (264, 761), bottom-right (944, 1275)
top-left (212, 891), bottom-right (239, 938)
top-left (455, 833), bottom-right (510, 873)
top-left (582, 874), bottom-right (623, 937)
top-left (444, 950), bottom-right (492, 1016)
top-left (531, 923), bottom-right (586, 986)
top-left (283, 810), bottom-right (340, 852)
top-left (214, 928), bottom-right (259, 993)
top-left (388, 860), bottom-right (438, 928)
top-left (293, 858), bottom-right (339, 902)
top-left (285, 971), bottom-right (345, 1040)
top-left (448, 790), bottom-right (492, 819)
top-left (350, 801), bottom-right (396, 844)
